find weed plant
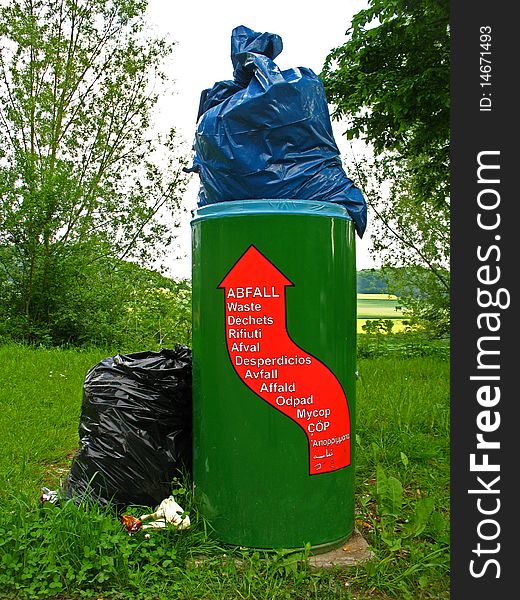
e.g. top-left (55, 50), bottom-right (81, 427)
top-left (0, 343), bottom-right (449, 598)
top-left (357, 330), bottom-right (450, 360)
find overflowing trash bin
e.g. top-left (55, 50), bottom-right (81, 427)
top-left (188, 24), bottom-right (366, 552)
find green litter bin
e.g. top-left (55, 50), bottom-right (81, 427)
top-left (191, 199), bottom-right (356, 552)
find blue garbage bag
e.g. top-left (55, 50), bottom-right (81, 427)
top-left (188, 25), bottom-right (367, 238)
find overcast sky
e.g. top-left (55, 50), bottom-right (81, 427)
top-left (144, 0), bottom-right (376, 278)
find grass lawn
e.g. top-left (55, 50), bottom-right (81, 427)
top-left (0, 343), bottom-right (449, 599)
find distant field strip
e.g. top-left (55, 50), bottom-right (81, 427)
top-left (357, 295), bottom-right (403, 319)
top-left (357, 294), bottom-right (405, 333)
top-left (357, 293), bottom-right (399, 300)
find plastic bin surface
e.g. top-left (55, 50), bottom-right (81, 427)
top-left (191, 199), bottom-right (356, 551)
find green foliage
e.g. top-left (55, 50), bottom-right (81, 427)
top-left (0, 493), bottom-right (224, 599)
top-left (0, 253), bottom-right (192, 348)
top-left (0, 0), bottom-right (188, 345)
top-left (322, 1), bottom-right (450, 337)
top-left (356, 269), bottom-right (389, 294)
top-left (373, 465), bottom-right (438, 552)
top-left (322, 0), bottom-right (450, 208)
top-left (376, 464), bottom-right (403, 519)
top-left (357, 330), bottom-right (449, 359)
top-left (361, 318), bottom-right (395, 335)
top-left (385, 265), bottom-right (450, 338)
top-left (349, 152), bottom-right (450, 338)
top-left (121, 270), bottom-right (192, 350)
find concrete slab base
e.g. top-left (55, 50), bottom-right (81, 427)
top-left (309, 528), bottom-right (374, 570)
top-left (190, 528), bottom-right (373, 570)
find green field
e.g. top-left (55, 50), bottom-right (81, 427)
top-left (357, 294), bottom-right (404, 320)
top-left (0, 343), bottom-right (449, 599)
top-left (357, 293), bottom-right (406, 333)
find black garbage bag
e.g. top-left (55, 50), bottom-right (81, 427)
top-left (188, 25), bottom-right (367, 238)
top-left (63, 346), bottom-right (192, 509)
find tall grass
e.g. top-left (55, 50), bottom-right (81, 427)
top-left (351, 356), bottom-right (450, 598)
top-left (0, 343), bottom-right (449, 599)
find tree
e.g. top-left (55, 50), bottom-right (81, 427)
top-left (321, 0), bottom-right (450, 208)
top-left (322, 0), bottom-right (450, 336)
top-left (348, 152), bottom-right (450, 337)
top-left (356, 268), bottom-right (389, 294)
top-left (0, 0), bottom-right (188, 344)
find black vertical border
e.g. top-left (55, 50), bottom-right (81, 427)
top-left (451, 1), bottom-right (517, 597)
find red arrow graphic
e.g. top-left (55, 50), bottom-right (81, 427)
top-left (218, 245), bottom-right (350, 475)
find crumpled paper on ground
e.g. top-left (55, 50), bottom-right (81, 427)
top-left (120, 495), bottom-right (190, 534)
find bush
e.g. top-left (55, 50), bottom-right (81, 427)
top-left (357, 331), bottom-right (449, 360)
top-left (0, 255), bottom-right (192, 351)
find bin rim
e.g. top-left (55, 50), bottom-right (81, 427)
top-left (190, 199), bottom-right (352, 224)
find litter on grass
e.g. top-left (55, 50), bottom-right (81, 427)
top-left (120, 495), bottom-right (190, 534)
top-left (40, 487), bottom-right (190, 535)
top-left (40, 487), bottom-right (59, 504)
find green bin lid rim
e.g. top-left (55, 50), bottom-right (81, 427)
top-left (191, 199), bottom-right (352, 223)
